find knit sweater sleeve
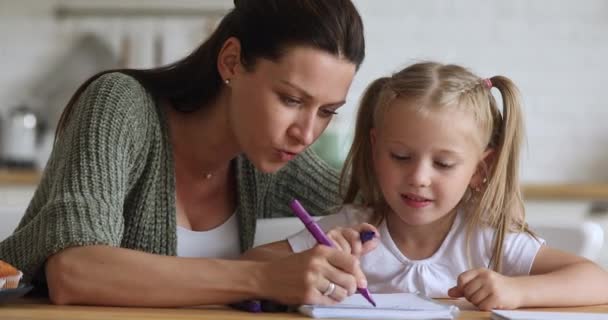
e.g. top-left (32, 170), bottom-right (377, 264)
top-left (0, 73), bottom-right (150, 282)
top-left (262, 148), bottom-right (342, 218)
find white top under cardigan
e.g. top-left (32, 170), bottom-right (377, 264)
top-left (176, 212), bottom-right (241, 259)
top-left (288, 205), bottom-right (544, 298)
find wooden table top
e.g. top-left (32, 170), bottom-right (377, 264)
top-left (1, 299), bottom-right (608, 320)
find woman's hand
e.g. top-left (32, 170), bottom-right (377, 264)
top-left (326, 223), bottom-right (380, 257)
top-left (447, 268), bottom-right (524, 311)
top-left (257, 245), bottom-right (368, 305)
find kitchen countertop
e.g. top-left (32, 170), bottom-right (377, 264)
top-left (0, 169), bottom-right (41, 186)
top-left (522, 183), bottom-right (608, 201)
top-left (0, 169), bottom-right (607, 201)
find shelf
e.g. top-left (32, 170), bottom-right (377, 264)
top-left (523, 184), bottom-right (608, 201)
top-left (54, 1), bottom-right (230, 19)
top-left (0, 169), bottom-right (41, 186)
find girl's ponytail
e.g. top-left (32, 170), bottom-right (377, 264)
top-left (480, 76), bottom-right (526, 271)
top-left (341, 77), bottom-right (391, 214)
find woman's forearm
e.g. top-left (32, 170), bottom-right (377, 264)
top-left (519, 261), bottom-right (608, 307)
top-left (241, 241), bottom-right (294, 261)
top-left (46, 245), bottom-right (265, 307)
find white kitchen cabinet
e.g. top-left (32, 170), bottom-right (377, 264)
top-left (0, 186), bottom-right (35, 241)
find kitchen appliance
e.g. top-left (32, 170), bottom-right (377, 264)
top-left (0, 105), bottom-right (38, 168)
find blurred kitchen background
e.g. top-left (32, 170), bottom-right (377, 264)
top-left (1, 0), bottom-right (608, 266)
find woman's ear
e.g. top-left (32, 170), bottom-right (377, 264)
top-left (470, 149), bottom-right (495, 190)
top-left (217, 37), bottom-right (242, 83)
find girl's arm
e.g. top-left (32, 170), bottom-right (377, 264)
top-left (517, 246), bottom-right (608, 307)
top-left (243, 223), bottom-right (380, 261)
top-left (46, 244), bottom-right (365, 306)
top-left (449, 246), bottom-right (608, 310)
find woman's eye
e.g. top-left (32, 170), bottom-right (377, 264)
top-left (319, 108), bottom-right (338, 118)
top-left (280, 95), bottom-right (302, 107)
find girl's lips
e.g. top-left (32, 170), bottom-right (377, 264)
top-left (401, 193), bottom-right (432, 208)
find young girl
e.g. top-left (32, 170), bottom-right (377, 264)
top-left (247, 61), bottom-right (608, 310)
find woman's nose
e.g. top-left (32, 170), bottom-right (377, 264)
top-left (288, 113), bottom-right (316, 146)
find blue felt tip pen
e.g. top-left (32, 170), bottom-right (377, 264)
top-left (360, 230), bottom-right (376, 243)
top-left (289, 199), bottom-right (377, 307)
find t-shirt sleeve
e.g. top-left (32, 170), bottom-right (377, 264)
top-left (501, 231), bottom-right (546, 276)
top-left (287, 206), bottom-right (371, 253)
top-left (0, 73), bottom-right (149, 283)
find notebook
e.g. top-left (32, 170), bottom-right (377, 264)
top-left (492, 309), bottom-right (608, 320)
top-left (298, 293), bottom-right (459, 319)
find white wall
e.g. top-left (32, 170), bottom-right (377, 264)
top-left (1, 0), bottom-right (607, 183)
top-left (350, 0), bottom-right (608, 184)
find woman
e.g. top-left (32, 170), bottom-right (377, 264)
top-left (0, 0), bottom-right (367, 307)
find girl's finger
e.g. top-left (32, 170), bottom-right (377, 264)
top-left (462, 276), bottom-right (484, 299)
top-left (342, 228), bottom-right (363, 256)
top-left (328, 232), bottom-right (352, 254)
top-left (456, 269), bottom-right (480, 288)
top-left (447, 286), bottom-right (463, 298)
top-left (468, 283), bottom-right (491, 306)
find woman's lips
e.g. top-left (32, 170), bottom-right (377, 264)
top-left (277, 149), bottom-right (298, 162)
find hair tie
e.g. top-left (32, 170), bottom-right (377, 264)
top-left (482, 78), bottom-right (493, 89)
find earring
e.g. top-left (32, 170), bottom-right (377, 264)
top-left (224, 79), bottom-right (231, 85)
top-left (474, 177), bottom-right (488, 192)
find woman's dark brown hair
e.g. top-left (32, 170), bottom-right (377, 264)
top-left (56, 0), bottom-right (365, 135)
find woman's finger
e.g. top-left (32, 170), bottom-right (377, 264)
top-left (319, 279), bottom-right (349, 302)
top-left (325, 250), bottom-right (367, 290)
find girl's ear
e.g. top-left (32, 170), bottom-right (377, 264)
top-left (217, 37), bottom-right (243, 82)
top-left (470, 148), bottom-right (495, 190)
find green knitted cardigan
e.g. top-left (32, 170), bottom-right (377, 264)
top-left (0, 72), bottom-right (341, 284)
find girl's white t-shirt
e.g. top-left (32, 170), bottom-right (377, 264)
top-left (176, 212), bottom-right (241, 259)
top-left (287, 205), bottom-right (544, 298)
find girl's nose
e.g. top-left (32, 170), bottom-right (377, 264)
top-left (408, 163), bottom-right (431, 188)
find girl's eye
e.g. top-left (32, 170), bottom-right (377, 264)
top-left (435, 161), bottom-right (454, 169)
top-left (390, 153), bottom-right (410, 161)
top-left (280, 95), bottom-right (302, 107)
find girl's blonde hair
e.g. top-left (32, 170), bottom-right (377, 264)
top-left (340, 61), bottom-right (530, 271)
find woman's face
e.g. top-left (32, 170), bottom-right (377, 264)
top-left (228, 46), bottom-right (356, 173)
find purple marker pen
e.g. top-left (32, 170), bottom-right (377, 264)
top-left (289, 199), bottom-right (377, 307)
top-left (229, 300), bottom-right (262, 313)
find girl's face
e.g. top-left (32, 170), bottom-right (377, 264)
top-left (229, 46), bottom-right (356, 173)
top-left (371, 101), bottom-right (489, 227)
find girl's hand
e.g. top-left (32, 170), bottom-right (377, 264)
top-left (447, 268), bottom-right (524, 311)
top-left (258, 245), bottom-right (367, 305)
top-left (326, 223), bottom-right (380, 257)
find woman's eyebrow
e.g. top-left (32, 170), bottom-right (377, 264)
top-left (279, 80), bottom-right (346, 107)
